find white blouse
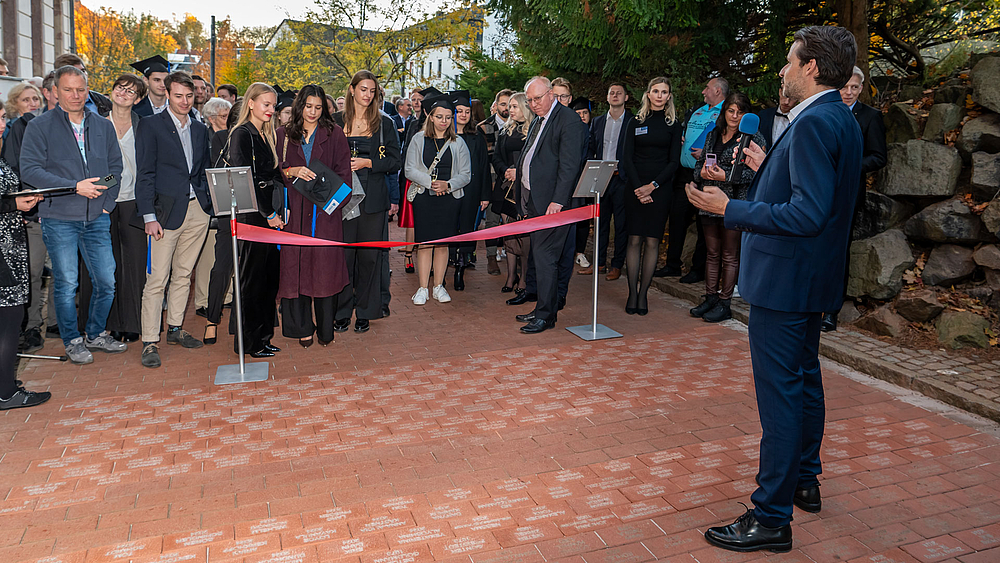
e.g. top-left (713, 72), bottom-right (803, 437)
top-left (116, 126), bottom-right (137, 202)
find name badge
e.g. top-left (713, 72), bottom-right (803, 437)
top-left (636, 126), bottom-right (648, 135)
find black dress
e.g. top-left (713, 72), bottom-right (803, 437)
top-left (228, 122), bottom-right (281, 353)
top-left (455, 130), bottom-right (490, 255)
top-left (490, 127), bottom-right (526, 218)
top-left (621, 110), bottom-right (682, 238)
top-left (412, 137), bottom-right (461, 243)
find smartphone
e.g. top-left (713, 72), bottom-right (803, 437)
top-left (705, 153), bottom-right (717, 168)
top-left (94, 174), bottom-right (118, 189)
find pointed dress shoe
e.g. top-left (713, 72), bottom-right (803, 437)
top-left (515, 311), bottom-right (536, 323)
top-left (506, 292), bottom-right (536, 306)
top-left (704, 507), bottom-right (792, 552)
top-left (520, 318), bottom-right (554, 334)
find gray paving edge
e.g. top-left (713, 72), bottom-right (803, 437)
top-left (651, 277), bottom-right (1000, 423)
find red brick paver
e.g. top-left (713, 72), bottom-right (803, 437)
top-left (3, 240), bottom-right (999, 562)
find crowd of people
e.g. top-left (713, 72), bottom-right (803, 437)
top-left (0, 40), bottom-right (886, 411)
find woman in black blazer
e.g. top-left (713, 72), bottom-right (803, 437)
top-left (620, 77), bottom-right (682, 315)
top-left (223, 82), bottom-right (284, 358)
top-left (489, 93), bottom-right (529, 294)
top-left (331, 70), bottom-right (401, 334)
top-left (451, 90), bottom-right (490, 290)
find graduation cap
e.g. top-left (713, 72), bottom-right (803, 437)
top-left (272, 84), bottom-right (286, 95)
top-left (570, 97), bottom-right (592, 112)
top-left (418, 86), bottom-right (443, 98)
top-left (276, 90), bottom-right (296, 112)
top-left (421, 93), bottom-right (454, 116)
top-left (448, 89), bottom-right (472, 108)
top-left (130, 55), bottom-right (169, 77)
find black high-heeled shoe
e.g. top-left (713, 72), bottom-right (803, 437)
top-left (404, 254), bottom-right (415, 273)
top-left (203, 323), bottom-right (218, 345)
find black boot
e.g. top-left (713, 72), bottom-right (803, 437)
top-left (690, 294), bottom-right (719, 318)
top-left (703, 298), bottom-right (732, 323)
top-left (454, 258), bottom-right (466, 291)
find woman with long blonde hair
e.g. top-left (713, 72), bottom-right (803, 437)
top-left (620, 76), bottom-right (682, 315)
top-left (205, 82), bottom-right (284, 357)
top-left (490, 92), bottom-right (530, 295)
top-left (330, 70), bottom-right (400, 334)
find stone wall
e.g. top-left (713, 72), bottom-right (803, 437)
top-left (847, 54), bottom-right (1000, 349)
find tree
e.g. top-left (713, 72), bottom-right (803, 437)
top-left (295, 0), bottom-right (484, 93)
top-left (121, 12), bottom-right (180, 63)
top-left (75, 1), bottom-right (133, 92)
top-left (455, 49), bottom-right (542, 102)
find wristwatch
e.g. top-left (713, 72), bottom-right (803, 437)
top-left (651, 181), bottom-right (660, 190)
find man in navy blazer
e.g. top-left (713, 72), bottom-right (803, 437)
top-left (135, 71), bottom-right (213, 368)
top-left (588, 83), bottom-right (632, 279)
top-left (687, 26), bottom-right (863, 552)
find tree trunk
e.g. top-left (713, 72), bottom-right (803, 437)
top-left (837, 0), bottom-right (871, 103)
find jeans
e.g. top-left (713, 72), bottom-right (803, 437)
top-left (40, 214), bottom-right (116, 345)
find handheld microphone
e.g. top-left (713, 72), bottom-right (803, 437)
top-left (729, 113), bottom-right (760, 182)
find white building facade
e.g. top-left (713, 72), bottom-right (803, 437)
top-left (1, 0), bottom-right (73, 78)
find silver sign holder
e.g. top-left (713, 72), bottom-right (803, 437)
top-left (567, 160), bottom-right (623, 341)
top-left (205, 166), bottom-right (270, 384)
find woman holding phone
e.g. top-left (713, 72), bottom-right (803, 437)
top-left (620, 77), bottom-right (682, 315)
top-left (689, 92), bottom-right (764, 322)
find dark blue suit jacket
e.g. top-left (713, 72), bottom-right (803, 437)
top-left (724, 91), bottom-right (863, 313)
top-left (135, 109), bottom-right (213, 230)
top-left (589, 110), bottom-right (633, 179)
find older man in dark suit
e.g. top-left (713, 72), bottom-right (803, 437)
top-left (687, 26), bottom-right (863, 552)
top-left (135, 71), bottom-right (214, 368)
top-left (821, 65), bottom-right (888, 331)
top-left (514, 76), bottom-right (589, 333)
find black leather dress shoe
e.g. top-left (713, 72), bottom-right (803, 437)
top-left (680, 270), bottom-right (704, 284)
top-left (249, 348), bottom-right (275, 358)
top-left (794, 485), bottom-right (821, 513)
top-left (195, 307), bottom-right (208, 318)
top-left (382, 305), bottom-right (391, 317)
top-left (653, 265), bottom-right (682, 277)
top-left (515, 311), bottom-right (536, 323)
top-left (558, 296), bottom-right (566, 310)
top-left (704, 508), bottom-right (792, 552)
top-left (520, 318), bottom-right (554, 334)
top-left (355, 319), bottom-right (370, 333)
top-left (506, 292), bottom-right (536, 306)
top-left (334, 319), bottom-right (351, 333)
top-left (264, 343), bottom-right (281, 353)
top-left (820, 313), bottom-right (837, 332)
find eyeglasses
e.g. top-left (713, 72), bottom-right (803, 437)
top-left (525, 90), bottom-right (552, 105)
top-left (554, 94), bottom-right (572, 102)
top-left (114, 84), bottom-right (138, 97)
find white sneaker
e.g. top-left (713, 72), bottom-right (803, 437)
top-left (412, 287), bottom-right (429, 305)
top-left (575, 253), bottom-right (591, 268)
top-left (432, 284), bottom-right (451, 303)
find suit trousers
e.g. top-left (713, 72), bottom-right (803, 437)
top-left (747, 305), bottom-right (825, 528)
top-left (24, 221), bottom-right (47, 331)
top-left (598, 176), bottom-right (627, 269)
top-left (194, 226), bottom-right (216, 309)
top-left (141, 198), bottom-right (210, 342)
top-left (525, 223), bottom-right (575, 301)
top-left (529, 224), bottom-right (572, 323)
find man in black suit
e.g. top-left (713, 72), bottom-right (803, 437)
top-left (821, 65), bottom-right (888, 332)
top-left (756, 89), bottom-right (795, 150)
top-left (588, 82), bottom-right (633, 281)
top-left (514, 76), bottom-right (589, 333)
top-left (135, 71), bottom-right (214, 368)
top-left (130, 56), bottom-right (170, 118)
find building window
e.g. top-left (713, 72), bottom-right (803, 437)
top-left (421, 63), bottom-right (424, 79)
top-left (437, 59), bottom-right (442, 77)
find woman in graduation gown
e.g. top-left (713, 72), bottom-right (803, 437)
top-left (489, 92), bottom-right (530, 294)
top-left (224, 82), bottom-right (284, 357)
top-left (331, 70), bottom-right (401, 334)
top-left (450, 90), bottom-right (490, 291)
top-left (276, 85), bottom-right (351, 347)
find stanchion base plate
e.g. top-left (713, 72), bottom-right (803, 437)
top-left (567, 324), bottom-right (623, 341)
top-left (215, 362), bottom-right (270, 385)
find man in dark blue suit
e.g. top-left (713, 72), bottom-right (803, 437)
top-left (135, 71), bottom-right (214, 368)
top-left (588, 83), bottom-right (633, 280)
top-left (687, 26), bottom-right (863, 552)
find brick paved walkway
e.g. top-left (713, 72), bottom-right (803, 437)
top-left (3, 241), bottom-right (1000, 563)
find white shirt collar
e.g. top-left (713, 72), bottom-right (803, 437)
top-left (788, 89), bottom-right (836, 122)
top-left (607, 110), bottom-right (625, 123)
top-left (849, 101), bottom-right (858, 111)
top-left (167, 108), bottom-right (190, 131)
top-left (495, 114), bottom-right (506, 127)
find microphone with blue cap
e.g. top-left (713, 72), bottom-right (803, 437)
top-left (729, 113), bottom-right (760, 182)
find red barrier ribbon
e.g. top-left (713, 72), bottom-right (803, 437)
top-left (234, 204), bottom-right (597, 248)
